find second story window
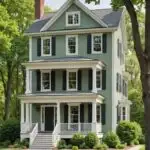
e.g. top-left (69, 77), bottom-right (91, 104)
top-left (67, 70), bottom-right (77, 91)
top-left (96, 70), bottom-right (102, 89)
top-left (92, 34), bottom-right (103, 54)
top-left (41, 37), bottom-right (51, 56)
top-left (41, 71), bottom-right (51, 91)
top-left (66, 11), bottom-right (80, 26)
top-left (66, 35), bottom-right (78, 55)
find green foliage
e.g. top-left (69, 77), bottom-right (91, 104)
top-left (79, 143), bottom-right (89, 149)
top-left (138, 134), bottom-right (145, 144)
top-left (72, 146), bottom-right (78, 150)
top-left (103, 131), bottom-right (120, 148)
top-left (71, 133), bottom-right (84, 146)
top-left (0, 119), bottom-right (20, 143)
top-left (94, 143), bottom-right (108, 150)
top-left (116, 121), bottom-right (142, 145)
top-left (57, 140), bottom-right (67, 149)
top-left (85, 132), bottom-right (99, 148)
top-left (116, 143), bottom-right (126, 149)
top-left (0, 140), bottom-right (11, 148)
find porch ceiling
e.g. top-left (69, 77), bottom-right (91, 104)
top-left (19, 92), bottom-right (104, 104)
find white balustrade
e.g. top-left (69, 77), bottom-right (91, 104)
top-left (21, 123), bottom-right (31, 134)
top-left (30, 123), bottom-right (38, 146)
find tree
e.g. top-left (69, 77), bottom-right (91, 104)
top-left (86, 0), bottom-right (150, 149)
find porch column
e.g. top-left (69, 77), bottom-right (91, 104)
top-left (57, 102), bottom-right (60, 124)
top-left (26, 104), bottom-right (30, 123)
top-left (92, 102), bottom-right (97, 132)
top-left (25, 69), bottom-right (31, 94)
top-left (92, 67), bottom-right (97, 93)
top-left (21, 102), bottom-right (24, 123)
top-left (29, 104), bottom-right (32, 123)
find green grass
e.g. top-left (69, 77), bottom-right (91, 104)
top-left (139, 145), bottom-right (145, 150)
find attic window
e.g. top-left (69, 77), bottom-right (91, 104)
top-left (66, 11), bottom-right (80, 26)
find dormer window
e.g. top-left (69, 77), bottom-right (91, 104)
top-left (66, 11), bottom-right (80, 26)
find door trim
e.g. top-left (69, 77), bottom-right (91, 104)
top-left (40, 105), bottom-right (57, 132)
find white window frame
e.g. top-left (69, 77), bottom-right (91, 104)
top-left (41, 70), bottom-right (51, 92)
top-left (92, 34), bottom-right (103, 54)
top-left (41, 37), bottom-right (52, 56)
top-left (66, 11), bottom-right (80, 26)
top-left (67, 69), bottom-right (78, 91)
top-left (96, 70), bottom-right (102, 90)
top-left (66, 35), bottom-right (78, 55)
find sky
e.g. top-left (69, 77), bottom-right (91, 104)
top-left (45, 0), bottom-right (111, 10)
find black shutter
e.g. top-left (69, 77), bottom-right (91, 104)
top-left (102, 69), bottom-right (106, 90)
top-left (62, 70), bottom-right (66, 91)
top-left (103, 34), bottom-right (107, 53)
top-left (88, 103), bottom-right (92, 123)
top-left (87, 34), bottom-right (92, 54)
top-left (52, 36), bottom-right (56, 56)
top-left (36, 70), bottom-right (41, 91)
top-left (117, 105), bottom-right (120, 123)
top-left (78, 70), bottom-right (82, 91)
top-left (37, 38), bottom-right (41, 56)
top-left (80, 104), bottom-right (84, 123)
top-left (88, 69), bottom-right (92, 90)
top-left (51, 70), bottom-right (55, 91)
top-left (101, 104), bottom-right (106, 125)
top-left (64, 104), bottom-right (68, 123)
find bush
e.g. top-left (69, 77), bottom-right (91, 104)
top-left (133, 139), bottom-right (139, 145)
top-left (139, 134), bottom-right (145, 144)
top-left (94, 144), bottom-right (108, 150)
top-left (85, 132), bottom-right (99, 148)
top-left (71, 133), bottom-right (84, 146)
top-left (103, 132), bottom-right (120, 148)
top-left (57, 140), bottom-right (67, 149)
top-left (0, 119), bottom-right (20, 143)
top-left (79, 143), bottom-right (89, 149)
top-left (116, 143), bottom-right (126, 149)
top-left (72, 146), bottom-right (78, 150)
top-left (66, 144), bottom-right (72, 149)
top-left (0, 140), bottom-right (11, 148)
top-left (116, 121), bottom-right (142, 145)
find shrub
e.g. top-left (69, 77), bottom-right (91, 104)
top-left (0, 119), bottom-right (20, 143)
top-left (94, 143), bottom-right (108, 150)
top-left (85, 132), bottom-right (99, 148)
top-left (103, 131), bottom-right (120, 148)
top-left (116, 143), bottom-right (126, 149)
top-left (116, 121), bottom-right (142, 145)
top-left (0, 140), bottom-right (11, 148)
top-left (79, 143), bottom-right (89, 149)
top-left (133, 139), bottom-right (139, 145)
top-left (139, 134), bottom-right (145, 144)
top-left (57, 140), bottom-right (67, 149)
top-left (66, 144), bottom-right (72, 149)
top-left (72, 146), bottom-right (78, 150)
top-left (71, 133), bottom-right (84, 146)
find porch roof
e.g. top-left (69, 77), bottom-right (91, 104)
top-left (23, 57), bottom-right (105, 70)
top-left (19, 92), bottom-right (104, 104)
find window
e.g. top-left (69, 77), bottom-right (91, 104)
top-left (70, 106), bottom-right (79, 123)
top-left (96, 70), bottom-right (102, 89)
top-left (92, 34), bottom-right (103, 53)
top-left (116, 73), bottom-right (122, 93)
top-left (117, 106), bottom-right (128, 122)
top-left (122, 79), bottom-right (128, 97)
top-left (67, 70), bottom-right (77, 91)
top-left (122, 107), bottom-right (127, 120)
top-left (66, 11), bottom-right (80, 26)
top-left (41, 71), bottom-right (51, 91)
top-left (97, 105), bottom-right (101, 123)
top-left (66, 35), bottom-right (78, 55)
top-left (41, 37), bottom-right (51, 56)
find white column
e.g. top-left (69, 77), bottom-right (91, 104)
top-left (25, 69), bottom-right (31, 94)
top-left (92, 67), bottom-right (97, 93)
top-left (57, 102), bottom-right (60, 124)
top-left (29, 37), bottom-right (32, 62)
top-left (92, 102), bottom-right (97, 132)
top-left (21, 102), bottom-right (24, 123)
top-left (29, 104), bottom-right (32, 123)
top-left (26, 104), bottom-right (30, 123)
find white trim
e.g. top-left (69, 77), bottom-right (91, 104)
top-left (67, 69), bottom-right (78, 91)
top-left (66, 11), bottom-right (80, 26)
top-left (29, 104), bottom-right (32, 123)
top-left (29, 37), bottom-right (32, 61)
top-left (66, 35), bottom-right (78, 56)
top-left (40, 0), bottom-right (107, 32)
top-left (21, 102), bottom-right (24, 123)
top-left (92, 33), bottom-right (103, 54)
top-left (41, 37), bottom-right (52, 56)
top-left (40, 70), bottom-right (51, 92)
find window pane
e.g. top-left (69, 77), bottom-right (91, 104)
top-left (68, 37), bottom-right (76, 54)
top-left (68, 15), bottom-right (73, 24)
top-left (96, 71), bottom-right (101, 88)
top-left (42, 73), bottom-right (50, 90)
top-left (93, 36), bottom-right (102, 52)
top-left (68, 72), bottom-right (77, 89)
top-left (71, 106), bottom-right (78, 123)
top-left (43, 39), bottom-right (50, 55)
top-left (74, 14), bottom-right (79, 24)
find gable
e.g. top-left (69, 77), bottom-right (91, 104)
top-left (47, 4), bottom-right (101, 31)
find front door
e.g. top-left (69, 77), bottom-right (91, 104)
top-left (45, 107), bottom-right (54, 131)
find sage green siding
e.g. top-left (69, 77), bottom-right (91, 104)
top-left (48, 4), bottom-right (100, 31)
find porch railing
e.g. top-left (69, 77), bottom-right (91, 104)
top-left (21, 122), bottom-right (32, 134)
top-left (29, 123), bottom-right (38, 146)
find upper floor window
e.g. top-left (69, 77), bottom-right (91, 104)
top-left (66, 11), bottom-right (80, 26)
top-left (41, 71), bottom-right (51, 91)
top-left (66, 35), bottom-right (78, 55)
top-left (92, 34), bottom-right (103, 54)
top-left (67, 70), bottom-right (77, 91)
top-left (41, 37), bottom-right (51, 56)
top-left (96, 70), bottom-right (102, 89)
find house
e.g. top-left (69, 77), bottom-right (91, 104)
top-left (19, 0), bottom-right (131, 149)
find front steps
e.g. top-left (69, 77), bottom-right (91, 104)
top-left (30, 132), bottom-right (53, 150)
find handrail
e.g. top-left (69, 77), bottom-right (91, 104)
top-left (30, 123), bottom-right (38, 146)
top-left (52, 123), bottom-right (60, 147)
